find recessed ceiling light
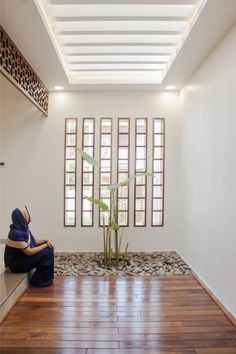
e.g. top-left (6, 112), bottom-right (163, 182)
top-left (54, 85), bottom-right (64, 90)
top-left (166, 85), bottom-right (176, 90)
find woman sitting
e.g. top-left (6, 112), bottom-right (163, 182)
top-left (4, 206), bottom-right (54, 287)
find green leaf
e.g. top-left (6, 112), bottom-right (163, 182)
top-left (112, 222), bottom-right (120, 231)
top-left (109, 172), bottom-right (154, 191)
top-left (77, 148), bottom-right (100, 167)
top-left (85, 196), bottom-right (109, 211)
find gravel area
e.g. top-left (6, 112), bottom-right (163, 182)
top-left (55, 252), bottom-right (191, 276)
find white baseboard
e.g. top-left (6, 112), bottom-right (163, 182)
top-left (179, 252), bottom-right (236, 326)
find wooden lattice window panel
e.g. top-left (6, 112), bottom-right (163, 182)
top-left (134, 118), bottom-right (148, 226)
top-left (152, 118), bottom-right (165, 226)
top-left (99, 118), bottom-right (112, 226)
top-left (64, 118), bottom-right (77, 226)
top-left (81, 118), bottom-right (95, 226)
top-left (117, 118), bottom-right (130, 226)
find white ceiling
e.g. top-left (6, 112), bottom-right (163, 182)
top-left (34, 0), bottom-right (207, 85)
top-left (1, 0), bottom-right (236, 91)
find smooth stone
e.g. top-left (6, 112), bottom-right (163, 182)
top-left (54, 252), bottom-right (191, 277)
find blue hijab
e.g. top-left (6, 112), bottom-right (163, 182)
top-left (8, 208), bottom-right (36, 247)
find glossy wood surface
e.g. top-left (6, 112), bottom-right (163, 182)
top-left (1, 275), bottom-right (236, 354)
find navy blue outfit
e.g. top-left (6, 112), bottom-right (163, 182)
top-left (4, 208), bottom-right (54, 287)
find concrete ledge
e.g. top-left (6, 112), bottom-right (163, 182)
top-left (0, 270), bottom-right (29, 323)
top-left (0, 243), bottom-right (6, 275)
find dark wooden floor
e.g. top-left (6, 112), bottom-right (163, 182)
top-left (1, 274), bottom-right (236, 354)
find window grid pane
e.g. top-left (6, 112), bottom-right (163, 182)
top-left (117, 118), bottom-right (130, 226)
top-left (81, 118), bottom-right (95, 226)
top-left (152, 118), bottom-right (165, 226)
top-left (64, 117), bottom-right (164, 228)
top-left (134, 118), bottom-right (147, 226)
top-left (64, 118), bottom-right (77, 226)
top-left (99, 118), bottom-right (112, 226)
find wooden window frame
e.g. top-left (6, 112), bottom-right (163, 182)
top-left (81, 118), bottom-right (95, 227)
top-left (99, 118), bottom-right (112, 227)
top-left (63, 116), bottom-right (164, 228)
top-left (117, 118), bottom-right (130, 227)
top-left (134, 118), bottom-right (148, 227)
top-left (152, 118), bottom-right (165, 226)
top-left (64, 118), bottom-right (77, 227)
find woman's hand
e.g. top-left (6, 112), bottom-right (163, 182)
top-left (23, 243), bottom-right (48, 256)
top-left (46, 240), bottom-right (55, 249)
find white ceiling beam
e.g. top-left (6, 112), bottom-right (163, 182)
top-left (68, 61), bottom-right (168, 64)
top-left (69, 71), bottom-right (163, 76)
top-left (65, 55), bottom-right (170, 62)
top-left (57, 34), bottom-right (180, 44)
top-left (44, 4), bottom-right (196, 18)
top-left (51, 20), bottom-right (187, 32)
top-left (67, 63), bottom-right (166, 70)
top-left (56, 31), bottom-right (182, 35)
top-left (48, 0), bottom-right (197, 5)
top-left (61, 45), bottom-right (175, 54)
top-left (52, 16), bottom-right (190, 21)
top-left (68, 71), bottom-right (163, 84)
top-left (69, 70), bottom-right (164, 73)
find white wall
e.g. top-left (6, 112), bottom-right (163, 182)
top-left (0, 74), bottom-right (3, 225)
top-left (0, 73), bottom-right (5, 273)
top-left (0, 76), bottom-right (180, 252)
top-left (0, 75), bottom-right (2, 222)
top-left (178, 25), bottom-right (236, 318)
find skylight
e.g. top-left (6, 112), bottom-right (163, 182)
top-left (34, 0), bottom-right (208, 85)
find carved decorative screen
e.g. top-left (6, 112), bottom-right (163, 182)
top-left (0, 26), bottom-right (48, 116)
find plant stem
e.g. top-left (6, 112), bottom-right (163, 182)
top-left (102, 215), bottom-right (107, 267)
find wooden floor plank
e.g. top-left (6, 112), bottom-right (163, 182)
top-left (118, 326), bottom-right (236, 334)
top-left (87, 350), bottom-right (196, 354)
top-left (119, 339), bottom-right (236, 349)
top-left (0, 332), bottom-right (145, 341)
top-left (0, 340), bottom-right (119, 349)
top-left (196, 349), bottom-right (236, 353)
top-left (0, 350), bottom-right (86, 354)
top-left (1, 274), bottom-right (236, 352)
